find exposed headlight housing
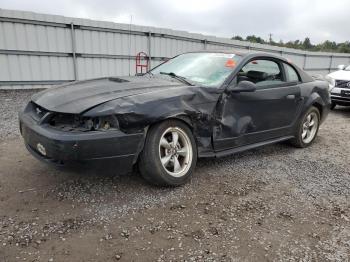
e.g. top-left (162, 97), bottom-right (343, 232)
top-left (325, 75), bottom-right (335, 91)
top-left (82, 115), bottom-right (119, 131)
top-left (48, 114), bottom-right (119, 132)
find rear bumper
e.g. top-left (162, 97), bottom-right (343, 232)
top-left (19, 112), bottom-right (145, 172)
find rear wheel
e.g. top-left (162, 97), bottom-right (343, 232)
top-left (290, 106), bottom-right (320, 148)
top-left (138, 120), bottom-right (197, 186)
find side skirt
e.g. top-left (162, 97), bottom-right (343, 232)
top-left (198, 135), bottom-right (294, 158)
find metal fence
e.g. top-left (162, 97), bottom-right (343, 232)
top-left (1, 8), bottom-right (350, 90)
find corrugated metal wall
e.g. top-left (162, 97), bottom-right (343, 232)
top-left (1, 8), bottom-right (350, 89)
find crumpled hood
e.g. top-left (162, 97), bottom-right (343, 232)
top-left (32, 76), bottom-right (183, 114)
top-left (327, 70), bottom-right (350, 81)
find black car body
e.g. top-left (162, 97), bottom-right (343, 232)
top-left (19, 50), bottom-right (330, 185)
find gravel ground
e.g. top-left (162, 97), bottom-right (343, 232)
top-left (0, 90), bottom-right (40, 140)
top-left (0, 90), bottom-right (349, 261)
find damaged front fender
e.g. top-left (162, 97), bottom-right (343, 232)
top-left (83, 85), bottom-right (223, 156)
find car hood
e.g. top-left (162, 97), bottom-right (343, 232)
top-left (31, 76), bottom-right (184, 114)
top-left (327, 70), bottom-right (350, 81)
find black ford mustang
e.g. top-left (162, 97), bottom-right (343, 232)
top-left (19, 51), bottom-right (330, 186)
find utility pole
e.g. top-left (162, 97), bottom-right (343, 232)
top-left (128, 14), bottom-right (133, 76)
top-left (269, 33), bottom-right (273, 43)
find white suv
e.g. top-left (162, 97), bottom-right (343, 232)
top-left (326, 65), bottom-right (350, 109)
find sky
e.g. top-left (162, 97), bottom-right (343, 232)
top-left (1, 0), bottom-right (349, 44)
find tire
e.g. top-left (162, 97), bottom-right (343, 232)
top-left (138, 120), bottom-right (197, 186)
top-left (290, 106), bottom-right (320, 148)
top-left (330, 102), bottom-right (336, 110)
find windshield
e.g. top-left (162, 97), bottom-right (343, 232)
top-left (345, 65), bottom-right (350, 71)
top-left (151, 52), bottom-right (242, 87)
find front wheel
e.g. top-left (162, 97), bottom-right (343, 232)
top-left (138, 120), bottom-right (197, 186)
top-left (290, 106), bottom-right (320, 148)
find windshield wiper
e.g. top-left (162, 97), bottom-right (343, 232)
top-left (159, 72), bottom-right (194, 86)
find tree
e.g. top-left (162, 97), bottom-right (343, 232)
top-left (245, 35), bottom-right (266, 44)
top-left (232, 35), bottom-right (244, 41)
top-left (302, 37), bottom-right (313, 50)
top-left (337, 41), bottom-right (350, 53)
top-left (230, 34), bottom-right (350, 53)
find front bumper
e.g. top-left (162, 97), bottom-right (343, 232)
top-left (330, 87), bottom-right (350, 105)
top-left (19, 112), bottom-right (145, 172)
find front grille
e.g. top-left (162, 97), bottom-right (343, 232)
top-left (335, 80), bottom-right (350, 89)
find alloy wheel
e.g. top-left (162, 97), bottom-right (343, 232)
top-left (159, 127), bottom-right (193, 177)
top-left (301, 112), bottom-right (319, 144)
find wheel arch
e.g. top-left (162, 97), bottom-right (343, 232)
top-left (133, 114), bottom-right (197, 165)
top-left (303, 91), bottom-right (327, 121)
top-left (312, 101), bottom-right (323, 118)
top-left (146, 114), bottom-right (195, 139)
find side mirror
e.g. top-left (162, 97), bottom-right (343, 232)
top-left (337, 65), bottom-right (345, 70)
top-left (227, 80), bottom-right (257, 93)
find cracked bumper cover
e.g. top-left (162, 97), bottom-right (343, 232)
top-left (19, 112), bottom-right (145, 172)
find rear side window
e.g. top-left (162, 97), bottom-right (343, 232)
top-left (238, 59), bottom-right (284, 88)
top-left (284, 63), bottom-right (300, 82)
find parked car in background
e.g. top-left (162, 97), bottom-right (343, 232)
top-left (19, 51), bottom-right (330, 186)
top-left (326, 65), bottom-right (350, 109)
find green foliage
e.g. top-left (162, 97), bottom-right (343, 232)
top-left (231, 35), bottom-right (350, 53)
top-left (232, 35), bottom-right (244, 41)
top-left (245, 35), bottom-right (266, 44)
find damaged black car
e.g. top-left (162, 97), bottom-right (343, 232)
top-left (19, 51), bottom-right (331, 186)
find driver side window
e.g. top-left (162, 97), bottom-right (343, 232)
top-left (238, 59), bottom-right (284, 88)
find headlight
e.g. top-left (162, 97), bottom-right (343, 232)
top-left (83, 116), bottom-right (119, 131)
top-left (325, 75), bottom-right (335, 91)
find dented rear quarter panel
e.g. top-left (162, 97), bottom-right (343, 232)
top-left (299, 80), bottom-right (331, 123)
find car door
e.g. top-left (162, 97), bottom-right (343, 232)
top-left (213, 58), bottom-right (303, 151)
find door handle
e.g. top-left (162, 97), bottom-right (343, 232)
top-left (286, 94), bottom-right (295, 99)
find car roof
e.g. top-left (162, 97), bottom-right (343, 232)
top-left (186, 49), bottom-right (250, 56)
top-left (185, 49), bottom-right (285, 59)
top-left (183, 49), bottom-right (314, 83)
